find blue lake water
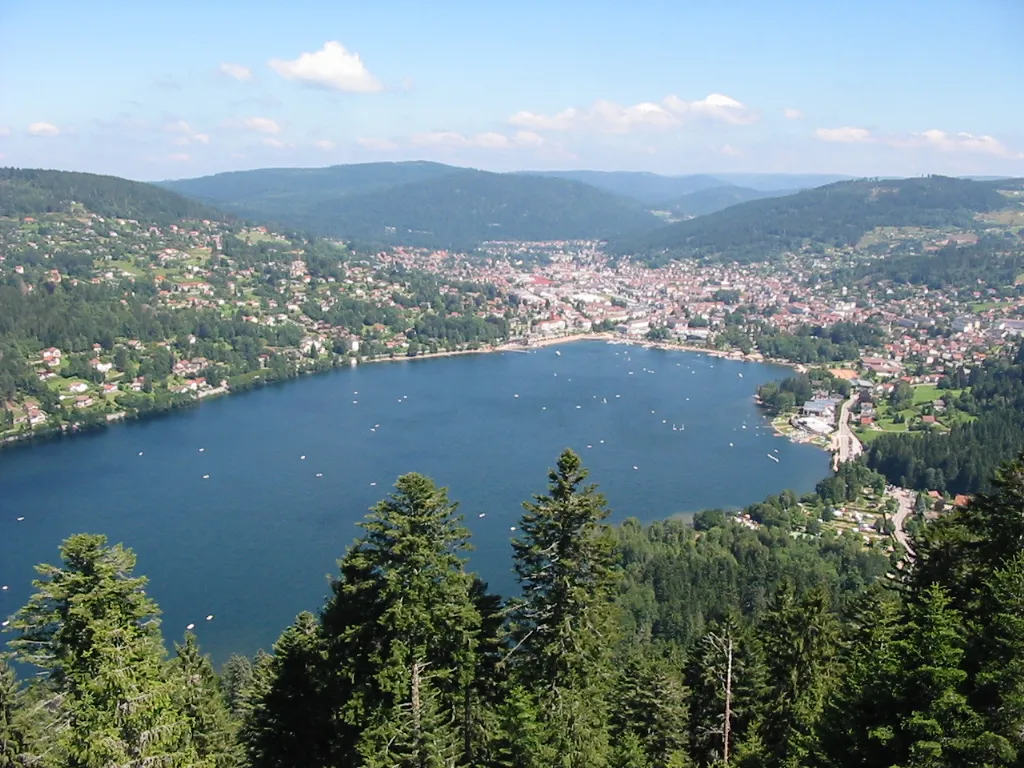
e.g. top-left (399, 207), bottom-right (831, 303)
top-left (0, 341), bottom-right (829, 662)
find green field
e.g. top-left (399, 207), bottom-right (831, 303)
top-left (912, 384), bottom-right (942, 405)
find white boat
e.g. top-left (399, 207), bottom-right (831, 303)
top-left (767, 454), bottom-right (780, 463)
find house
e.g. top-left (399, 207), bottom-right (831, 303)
top-left (42, 347), bottom-right (62, 367)
top-left (68, 382), bottom-right (88, 394)
top-left (801, 398), bottom-right (838, 420)
top-left (74, 396), bottom-right (94, 408)
top-left (102, 383), bottom-right (118, 395)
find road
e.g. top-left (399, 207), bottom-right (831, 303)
top-left (831, 396), bottom-right (864, 470)
top-left (889, 487), bottom-right (917, 559)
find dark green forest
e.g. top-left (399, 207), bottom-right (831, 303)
top-left (620, 176), bottom-right (1012, 264)
top-left (167, 166), bottom-right (661, 248)
top-left (0, 168), bottom-right (224, 224)
top-left (4, 448), bottom-right (1024, 767)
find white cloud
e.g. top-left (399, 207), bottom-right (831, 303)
top-left (508, 93), bottom-right (757, 134)
top-left (721, 144), bottom-right (743, 156)
top-left (358, 137), bottom-right (400, 151)
top-left (261, 137), bottom-right (291, 148)
top-left (165, 120), bottom-right (210, 145)
top-left (814, 126), bottom-right (873, 143)
top-left (783, 107), bottom-right (804, 120)
top-left (815, 125), bottom-right (1022, 157)
top-left (222, 116), bottom-right (282, 135)
top-left (512, 130), bottom-right (546, 147)
top-left (219, 62), bottom-right (253, 81)
top-left (27, 122), bottom-right (60, 137)
top-left (167, 153), bottom-right (191, 162)
top-left (0, 125), bottom-right (9, 137)
top-left (408, 131), bottom-right (546, 149)
top-left (268, 41), bottom-right (382, 93)
top-left (917, 129), bottom-right (1021, 158)
top-left (312, 139), bottom-right (336, 151)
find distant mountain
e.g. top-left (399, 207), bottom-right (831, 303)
top-left (1, 167), bottom-right (222, 224)
top-left (618, 175), bottom-right (1010, 264)
top-left (708, 173), bottom-right (852, 191)
top-left (516, 170), bottom-right (728, 204)
top-left (659, 185), bottom-right (788, 218)
top-left (161, 161), bottom-right (460, 215)
top-left (163, 164), bottom-right (661, 247)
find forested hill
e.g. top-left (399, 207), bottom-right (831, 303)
top-left (161, 160), bottom-right (460, 209)
top-left (515, 170), bottom-right (727, 203)
top-left (166, 166), bottom-right (662, 248)
top-left (618, 175), bottom-right (1011, 264)
top-left (0, 167), bottom-right (224, 224)
top-left (660, 184), bottom-right (787, 217)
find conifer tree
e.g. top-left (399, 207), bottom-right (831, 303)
top-left (358, 660), bottom-right (464, 768)
top-left (815, 587), bottom-right (904, 767)
top-left (511, 449), bottom-right (618, 686)
top-left (8, 534), bottom-right (191, 768)
top-left (0, 661), bottom-right (30, 768)
top-left (220, 654), bottom-right (254, 719)
top-left (685, 618), bottom-right (767, 767)
top-left (241, 612), bottom-right (332, 768)
top-left (172, 631), bottom-right (240, 767)
top-left (611, 647), bottom-right (690, 767)
top-left (507, 449), bottom-right (619, 767)
top-left (756, 583), bottom-right (838, 767)
top-left (320, 473), bottom-right (481, 764)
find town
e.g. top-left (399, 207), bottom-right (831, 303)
top-left (3, 203), bottom-right (1023, 467)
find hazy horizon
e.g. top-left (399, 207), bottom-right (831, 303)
top-left (2, 0), bottom-right (1022, 181)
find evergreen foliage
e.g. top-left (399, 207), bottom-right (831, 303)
top-left (3, 450), bottom-right (1024, 767)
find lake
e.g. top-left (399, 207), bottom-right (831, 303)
top-left (0, 341), bottom-right (829, 662)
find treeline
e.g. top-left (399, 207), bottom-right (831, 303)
top-left (834, 234), bottom-right (1024, 290)
top-left (864, 343), bottom-right (1024, 494)
top-left (754, 322), bottom-right (883, 364)
top-left (4, 449), bottom-right (1024, 767)
top-left (0, 167), bottom-right (223, 224)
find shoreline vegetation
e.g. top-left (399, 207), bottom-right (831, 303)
top-left (0, 329), bottom-right (820, 461)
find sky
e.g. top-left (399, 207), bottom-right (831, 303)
top-left (1, 0), bottom-right (1022, 181)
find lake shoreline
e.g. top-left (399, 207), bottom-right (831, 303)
top-left (1, 333), bottom-right (813, 457)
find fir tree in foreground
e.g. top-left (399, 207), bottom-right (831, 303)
top-left (3, 449), bottom-right (1024, 768)
top-left (7, 534), bottom-right (194, 767)
top-left (503, 448), bottom-right (620, 767)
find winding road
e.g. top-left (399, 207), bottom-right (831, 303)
top-left (889, 487), bottom-right (917, 559)
top-left (831, 396), bottom-right (863, 470)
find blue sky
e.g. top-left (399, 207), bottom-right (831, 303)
top-left (1, 0), bottom-right (1022, 180)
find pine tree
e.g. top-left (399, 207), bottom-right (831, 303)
top-left (489, 686), bottom-right (557, 768)
top-left (685, 618), bottom-right (767, 767)
top-left (907, 453), bottom-right (1024, 760)
top-left (511, 449), bottom-right (618, 685)
top-left (611, 647), bottom-right (690, 767)
top-left (220, 654), bottom-right (254, 720)
top-left (7, 533), bottom-right (191, 767)
top-left (0, 661), bottom-right (29, 768)
top-left (507, 449), bottom-right (619, 767)
top-left (321, 473), bottom-right (481, 764)
top-left (240, 612), bottom-right (332, 768)
top-left (756, 583), bottom-right (839, 767)
top-left (357, 660), bottom-right (464, 768)
top-left (815, 587), bottom-right (904, 767)
top-left (973, 555), bottom-right (1024, 764)
top-left (172, 632), bottom-right (241, 767)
